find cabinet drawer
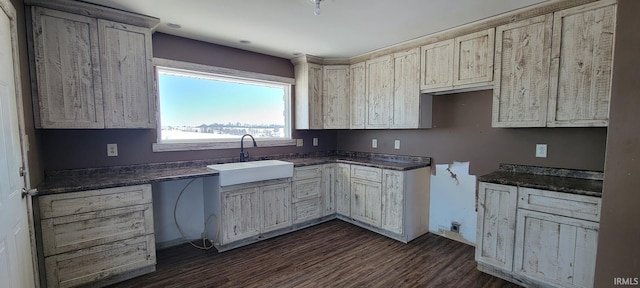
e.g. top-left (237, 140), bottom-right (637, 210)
top-left (292, 198), bottom-right (322, 224)
top-left (39, 184), bottom-right (152, 219)
top-left (518, 187), bottom-right (601, 222)
top-left (350, 165), bottom-right (382, 182)
top-left (292, 178), bottom-right (322, 202)
top-left (293, 165), bottom-right (323, 181)
top-left (41, 203), bottom-right (154, 257)
top-left (44, 235), bottom-right (155, 288)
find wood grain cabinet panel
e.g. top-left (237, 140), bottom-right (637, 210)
top-left (335, 163), bottom-right (351, 217)
top-left (37, 184), bottom-right (156, 288)
top-left (322, 65), bottom-right (350, 129)
top-left (99, 19), bottom-right (155, 128)
top-left (44, 235), bottom-right (155, 288)
top-left (492, 14), bottom-right (553, 127)
top-left (365, 55), bottom-right (394, 129)
top-left (547, 0), bottom-right (616, 127)
top-left (322, 164), bottom-right (336, 216)
top-left (349, 62), bottom-right (366, 129)
top-left (292, 198), bottom-right (322, 224)
top-left (391, 48), bottom-right (422, 129)
top-left (476, 182), bottom-right (518, 271)
top-left (220, 186), bottom-right (261, 244)
top-left (513, 210), bottom-right (599, 288)
top-left (350, 178), bottom-right (382, 228)
top-left (29, 4), bottom-right (157, 129)
top-left (381, 170), bottom-right (403, 235)
top-left (293, 60), bottom-right (323, 129)
top-left (453, 29), bottom-right (495, 87)
top-left (30, 7), bottom-right (104, 128)
top-left (420, 39), bottom-right (454, 91)
top-left (261, 182), bottom-right (291, 233)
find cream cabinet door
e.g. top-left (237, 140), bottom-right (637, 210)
top-left (514, 209), bottom-right (599, 288)
top-left (99, 20), bottom-right (155, 128)
top-left (294, 61), bottom-right (323, 129)
top-left (350, 179), bottom-right (382, 227)
top-left (492, 14), bottom-right (553, 128)
top-left (547, 0), bottom-right (616, 127)
top-left (453, 28), bottom-right (495, 88)
top-left (349, 62), bottom-right (366, 129)
top-left (335, 163), bottom-right (351, 217)
top-left (322, 65), bottom-right (349, 129)
top-left (221, 187), bottom-right (260, 244)
top-left (322, 164), bottom-right (336, 216)
top-left (260, 182), bottom-right (291, 233)
top-left (365, 55), bottom-right (393, 129)
top-left (31, 7), bottom-right (104, 128)
top-left (381, 170), bottom-right (404, 235)
top-left (391, 48), bottom-right (420, 129)
top-left (420, 39), bottom-right (454, 91)
top-left (476, 182), bottom-right (518, 271)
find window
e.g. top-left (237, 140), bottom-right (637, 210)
top-left (152, 59), bottom-right (295, 151)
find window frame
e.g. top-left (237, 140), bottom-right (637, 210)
top-left (151, 58), bottom-right (296, 152)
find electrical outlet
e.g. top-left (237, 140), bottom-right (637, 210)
top-left (107, 143), bottom-right (118, 157)
top-left (313, 138), bottom-right (318, 146)
top-left (296, 139), bottom-right (304, 147)
top-left (394, 140), bottom-right (400, 150)
top-left (536, 144), bottom-right (547, 158)
top-left (372, 139), bottom-right (377, 148)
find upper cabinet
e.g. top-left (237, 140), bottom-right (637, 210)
top-left (99, 20), bottom-right (155, 128)
top-left (27, 0), bottom-right (159, 129)
top-left (391, 48), bottom-right (431, 129)
top-left (493, 0), bottom-right (616, 128)
top-left (365, 55), bottom-right (394, 129)
top-left (30, 8), bottom-right (104, 128)
top-left (292, 57), bottom-right (350, 129)
top-left (322, 65), bottom-right (350, 129)
top-left (420, 29), bottom-right (495, 93)
top-left (293, 57), bottom-right (323, 129)
top-left (547, 0), bottom-right (616, 127)
top-left (349, 62), bottom-right (366, 129)
top-left (492, 14), bottom-right (554, 128)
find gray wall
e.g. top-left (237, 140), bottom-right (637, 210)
top-left (337, 90), bottom-right (607, 176)
top-left (594, 0), bottom-right (640, 284)
top-left (39, 33), bottom-right (337, 171)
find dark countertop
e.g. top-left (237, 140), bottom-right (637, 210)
top-left (478, 164), bottom-right (603, 197)
top-left (36, 152), bottom-right (431, 196)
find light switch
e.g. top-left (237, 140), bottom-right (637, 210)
top-left (313, 138), bottom-right (318, 146)
top-left (372, 139), bottom-right (377, 148)
top-left (107, 143), bottom-right (118, 157)
top-left (394, 140), bottom-right (400, 150)
top-left (536, 144), bottom-right (547, 158)
top-left (296, 139), bottom-right (304, 147)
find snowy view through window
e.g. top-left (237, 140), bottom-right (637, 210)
top-left (157, 68), bottom-right (290, 142)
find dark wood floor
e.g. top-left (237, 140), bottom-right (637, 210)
top-left (109, 220), bottom-right (520, 288)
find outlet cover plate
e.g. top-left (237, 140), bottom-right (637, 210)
top-left (313, 138), bottom-right (318, 146)
top-left (372, 139), bottom-right (377, 148)
top-left (296, 139), bottom-right (303, 147)
top-left (536, 144), bottom-right (547, 158)
top-left (394, 140), bottom-right (400, 150)
top-left (107, 143), bottom-right (118, 157)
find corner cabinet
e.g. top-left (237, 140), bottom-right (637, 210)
top-left (27, 1), bottom-right (159, 129)
top-left (492, 1), bottom-right (616, 128)
top-left (322, 66), bottom-right (350, 129)
top-left (349, 62), bottom-right (366, 129)
top-left (477, 182), bottom-right (602, 288)
top-left (37, 185), bottom-right (156, 288)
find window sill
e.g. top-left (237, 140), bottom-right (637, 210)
top-left (152, 139), bottom-right (297, 152)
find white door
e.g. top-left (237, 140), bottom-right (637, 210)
top-left (0, 1), bottom-right (36, 287)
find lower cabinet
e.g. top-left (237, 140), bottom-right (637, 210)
top-left (220, 186), bottom-right (261, 244)
top-left (346, 165), bottom-right (430, 243)
top-left (292, 166), bottom-right (323, 224)
top-left (335, 163), bottom-right (352, 217)
top-left (261, 182), bottom-right (292, 233)
top-left (477, 182), bottom-right (601, 288)
top-left (37, 184), bottom-right (156, 288)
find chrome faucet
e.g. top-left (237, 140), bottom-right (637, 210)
top-left (240, 134), bottom-right (257, 162)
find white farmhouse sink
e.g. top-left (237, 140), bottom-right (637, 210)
top-left (207, 160), bottom-right (293, 186)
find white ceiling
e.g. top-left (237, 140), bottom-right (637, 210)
top-left (81, 0), bottom-right (548, 59)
